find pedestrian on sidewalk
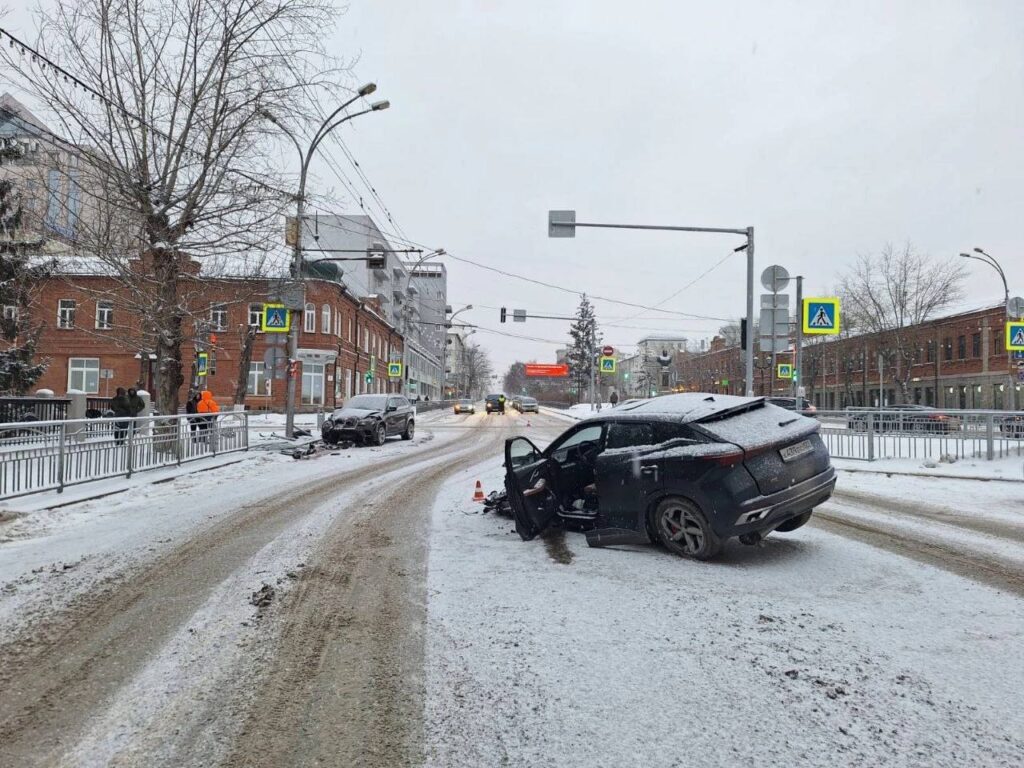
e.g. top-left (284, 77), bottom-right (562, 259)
top-left (185, 390), bottom-right (200, 441)
top-left (196, 390), bottom-right (220, 441)
top-left (610, 391), bottom-right (619, 407)
top-left (110, 387), bottom-right (131, 444)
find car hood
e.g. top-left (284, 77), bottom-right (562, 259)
top-left (328, 408), bottom-right (381, 420)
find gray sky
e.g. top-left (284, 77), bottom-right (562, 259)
top-left (5, 1), bottom-right (1022, 377)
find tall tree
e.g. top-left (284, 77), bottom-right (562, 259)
top-left (0, 140), bottom-right (50, 394)
top-left (566, 294), bottom-right (600, 402)
top-left (462, 342), bottom-right (493, 399)
top-left (837, 243), bottom-right (966, 403)
top-left (3, 0), bottom-right (344, 414)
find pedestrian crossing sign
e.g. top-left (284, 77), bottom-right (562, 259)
top-left (262, 304), bottom-right (290, 333)
top-left (196, 352), bottom-right (209, 377)
top-left (1007, 322), bottom-right (1024, 351)
top-left (802, 298), bottom-right (840, 335)
top-left (599, 355), bottom-right (616, 373)
top-left (777, 363), bottom-right (793, 379)
top-left (387, 362), bottom-right (402, 378)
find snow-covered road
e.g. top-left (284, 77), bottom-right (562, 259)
top-left (1, 405), bottom-right (1022, 767)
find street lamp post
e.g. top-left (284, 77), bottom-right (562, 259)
top-left (960, 249), bottom-right (1015, 410)
top-left (399, 249), bottom-right (445, 400)
top-left (264, 85), bottom-right (389, 437)
top-left (548, 212), bottom-right (755, 396)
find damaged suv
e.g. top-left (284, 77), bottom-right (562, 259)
top-left (503, 393), bottom-right (835, 560)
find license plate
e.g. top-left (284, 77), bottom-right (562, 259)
top-left (779, 439), bottom-right (813, 462)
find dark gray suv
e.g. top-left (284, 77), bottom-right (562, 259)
top-left (322, 394), bottom-right (415, 446)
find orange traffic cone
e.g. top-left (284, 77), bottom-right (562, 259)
top-left (473, 480), bottom-right (485, 502)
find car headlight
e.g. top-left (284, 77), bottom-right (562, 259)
top-left (359, 417), bottom-right (377, 425)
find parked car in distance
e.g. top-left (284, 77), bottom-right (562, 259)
top-left (846, 404), bottom-right (960, 433)
top-left (503, 393), bottom-right (835, 560)
top-left (518, 396), bottom-right (539, 413)
top-left (322, 394), bottom-right (415, 446)
top-left (510, 397), bottom-right (521, 411)
top-left (454, 398), bottom-right (476, 415)
top-left (1000, 413), bottom-right (1024, 438)
top-left (485, 394), bottom-right (506, 414)
top-left (767, 396), bottom-right (816, 413)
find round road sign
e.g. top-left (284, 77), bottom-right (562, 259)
top-left (760, 265), bottom-right (791, 292)
top-left (601, 345), bottom-right (614, 356)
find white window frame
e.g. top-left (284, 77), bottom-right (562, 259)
top-left (95, 300), bottom-right (113, 330)
top-left (2, 305), bottom-right (18, 322)
top-left (248, 303), bottom-right (264, 329)
top-left (304, 302), bottom-right (316, 333)
top-left (211, 303), bottom-right (228, 331)
top-left (248, 361), bottom-right (270, 396)
top-left (67, 357), bottom-right (100, 393)
top-left (321, 304), bottom-right (331, 334)
top-left (301, 362), bottom-right (325, 405)
top-left (58, 299), bottom-right (76, 329)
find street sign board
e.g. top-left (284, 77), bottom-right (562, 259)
top-left (759, 308), bottom-right (789, 337)
top-left (777, 363), bottom-right (794, 379)
top-left (273, 282), bottom-right (306, 311)
top-left (196, 352), bottom-right (209, 377)
top-left (1007, 322), bottom-right (1024, 351)
top-left (525, 363), bottom-right (570, 377)
top-left (548, 209), bottom-right (576, 238)
top-left (513, 309), bottom-right (527, 322)
top-left (387, 362), bottom-right (403, 378)
top-left (803, 298), bottom-right (841, 335)
top-left (1009, 296), bottom-right (1024, 319)
top-left (264, 347), bottom-right (287, 380)
top-left (760, 293), bottom-right (790, 309)
top-left (760, 265), bottom-right (790, 291)
top-left (262, 303), bottom-right (290, 333)
top-left (760, 337), bottom-right (789, 353)
top-left (601, 345), bottom-right (614, 356)
top-left (599, 356), bottom-right (616, 373)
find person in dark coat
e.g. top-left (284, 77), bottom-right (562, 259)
top-left (127, 388), bottom-right (146, 417)
top-left (185, 390), bottom-right (200, 439)
top-left (110, 387), bottom-right (131, 444)
top-left (609, 391), bottom-right (619, 407)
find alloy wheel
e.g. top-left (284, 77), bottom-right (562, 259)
top-left (659, 504), bottom-right (706, 555)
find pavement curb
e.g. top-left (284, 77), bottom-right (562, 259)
top-left (836, 465), bottom-right (1024, 484)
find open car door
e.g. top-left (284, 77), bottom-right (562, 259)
top-left (504, 436), bottom-right (558, 540)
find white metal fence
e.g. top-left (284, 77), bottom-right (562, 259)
top-left (0, 412), bottom-right (249, 499)
top-left (814, 408), bottom-right (1024, 461)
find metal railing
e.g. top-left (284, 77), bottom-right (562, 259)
top-left (813, 408), bottom-right (1024, 462)
top-left (0, 412), bottom-right (249, 499)
top-left (0, 396), bottom-right (70, 424)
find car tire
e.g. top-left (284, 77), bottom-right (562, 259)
top-left (402, 419), bottom-right (414, 440)
top-left (774, 511), bottom-right (812, 533)
top-left (650, 496), bottom-right (722, 560)
top-left (373, 422), bottom-right (386, 446)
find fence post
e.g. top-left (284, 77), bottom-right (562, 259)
top-left (866, 411), bottom-right (875, 461)
top-left (177, 416), bottom-right (184, 466)
top-left (986, 413), bottom-right (995, 460)
top-left (56, 421), bottom-right (67, 493)
top-left (65, 390), bottom-right (87, 443)
top-left (243, 413), bottom-right (249, 450)
top-left (126, 418), bottom-right (135, 479)
top-left (211, 417), bottom-right (219, 457)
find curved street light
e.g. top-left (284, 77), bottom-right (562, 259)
top-left (264, 83), bottom-right (390, 436)
top-left (960, 248), bottom-right (1015, 410)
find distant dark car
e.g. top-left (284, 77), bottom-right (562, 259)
top-left (322, 394), bottom-right (415, 446)
top-left (485, 394), bottom-right (506, 414)
top-left (846, 404), bottom-right (959, 433)
top-left (519, 396), bottom-right (539, 413)
top-left (1000, 413), bottom-right (1024, 438)
top-left (503, 393), bottom-right (835, 560)
top-left (767, 396), bottom-right (816, 413)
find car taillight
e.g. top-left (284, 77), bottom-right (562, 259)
top-left (700, 449), bottom-right (745, 466)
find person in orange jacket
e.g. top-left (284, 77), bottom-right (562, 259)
top-left (195, 390), bottom-right (219, 436)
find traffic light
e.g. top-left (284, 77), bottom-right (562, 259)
top-left (500, 307), bottom-right (507, 323)
top-left (740, 318), bottom-right (748, 351)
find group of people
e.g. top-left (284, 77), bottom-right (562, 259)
top-left (110, 386), bottom-right (146, 444)
top-left (185, 389), bottom-right (220, 440)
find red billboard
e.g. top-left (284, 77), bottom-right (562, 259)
top-left (525, 363), bottom-right (570, 377)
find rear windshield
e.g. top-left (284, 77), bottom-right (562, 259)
top-left (695, 404), bottom-right (817, 449)
top-left (521, 397), bottom-right (537, 404)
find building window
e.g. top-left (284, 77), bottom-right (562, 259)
top-left (348, 317), bottom-right (353, 341)
top-left (67, 357), bottom-right (100, 393)
top-left (95, 301), bottom-right (113, 330)
top-left (45, 169), bottom-right (61, 229)
top-left (58, 299), bottom-right (76, 328)
top-left (66, 169), bottom-right (81, 237)
top-left (248, 303), bottom-right (264, 328)
top-left (210, 304), bottom-right (228, 331)
top-left (301, 362), bottom-right (325, 405)
top-left (304, 302), bottom-right (315, 333)
top-left (943, 337), bottom-right (952, 361)
top-left (3, 305), bottom-right (18, 322)
top-left (247, 361), bottom-right (270, 396)
top-left (957, 335), bottom-right (966, 360)
top-left (321, 304), bottom-right (331, 334)
top-left (972, 332), bottom-right (981, 358)
top-left (925, 341), bottom-right (935, 364)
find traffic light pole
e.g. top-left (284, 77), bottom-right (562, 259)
top-left (794, 275), bottom-right (803, 399)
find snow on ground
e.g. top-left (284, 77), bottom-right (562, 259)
top-left (0, 416), bottom-right (461, 643)
top-left (832, 453), bottom-right (1024, 482)
top-left (423, 459), bottom-right (1024, 767)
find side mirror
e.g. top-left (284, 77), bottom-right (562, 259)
top-left (385, 404), bottom-right (397, 412)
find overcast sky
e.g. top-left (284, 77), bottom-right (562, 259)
top-left (5, 1), bottom-right (1023, 377)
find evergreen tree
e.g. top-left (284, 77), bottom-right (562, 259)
top-left (0, 142), bottom-right (51, 394)
top-left (566, 295), bottom-right (601, 403)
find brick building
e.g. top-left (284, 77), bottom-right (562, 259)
top-left (23, 258), bottom-right (404, 411)
top-left (675, 304), bottom-right (1023, 411)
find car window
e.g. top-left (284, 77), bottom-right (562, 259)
top-left (548, 424), bottom-right (603, 461)
top-left (606, 422), bottom-right (654, 450)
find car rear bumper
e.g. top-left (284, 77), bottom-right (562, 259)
top-left (728, 467), bottom-right (836, 536)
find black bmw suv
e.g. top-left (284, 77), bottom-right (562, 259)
top-left (322, 394), bottom-right (415, 446)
